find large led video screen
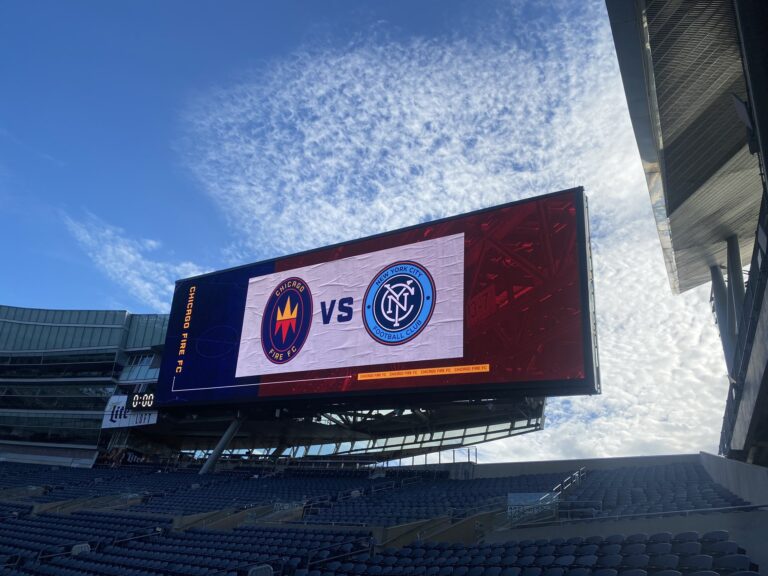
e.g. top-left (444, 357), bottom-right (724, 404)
top-left (157, 188), bottom-right (599, 408)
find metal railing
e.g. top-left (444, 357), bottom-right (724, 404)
top-left (35, 524), bottom-right (164, 562)
top-left (301, 475), bottom-right (422, 524)
top-left (507, 502), bottom-right (768, 529)
top-left (493, 467), bottom-right (587, 530)
top-left (206, 533), bottom-right (373, 576)
top-left (552, 467), bottom-right (586, 496)
top-left (447, 495), bottom-right (507, 521)
top-left (505, 493), bottom-right (559, 526)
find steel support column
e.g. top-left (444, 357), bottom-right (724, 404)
top-left (199, 416), bottom-right (245, 475)
top-left (711, 265), bottom-right (735, 375)
top-left (727, 235), bottom-right (746, 332)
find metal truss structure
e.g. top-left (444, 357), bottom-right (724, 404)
top-left (136, 396), bottom-right (545, 462)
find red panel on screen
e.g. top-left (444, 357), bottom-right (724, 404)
top-left (257, 190), bottom-right (585, 397)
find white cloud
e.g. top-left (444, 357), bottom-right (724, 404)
top-left (181, 2), bottom-right (648, 260)
top-left (64, 213), bottom-right (206, 313)
top-left (179, 0), bottom-right (730, 460)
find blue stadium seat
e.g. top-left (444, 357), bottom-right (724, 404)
top-left (516, 557), bottom-right (535, 567)
top-left (649, 571), bottom-right (680, 576)
top-left (534, 556), bottom-right (554, 568)
top-left (707, 541), bottom-right (740, 557)
top-left (591, 570), bottom-right (618, 576)
top-left (701, 531), bottom-right (729, 544)
top-left (597, 555), bottom-right (622, 569)
top-left (681, 553), bottom-right (716, 573)
top-left (574, 556), bottom-right (598, 568)
top-left (553, 556), bottom-right (574, 568)
top-left (648, 554), bottom-right (678, 571)
top-left (576, 545), bottom-right (598, 557)
top-left (622, 544), bottom-right (646, 556)
top-left (672, 532), bottom-right (698, 544)
top-left (646, 543), bottom-right (672, 556)
top-left (621, 556), bottom-right (649, 570)
top-left (712, 554), bottom-right (753, 573)
top-left (600, 545), bottom-right (623, 556)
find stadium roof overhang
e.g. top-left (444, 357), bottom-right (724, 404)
top-left (606, 0), bottom-right (762, 293)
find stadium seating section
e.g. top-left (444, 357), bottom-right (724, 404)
top-left (0, 461), bottom-right (758, 576)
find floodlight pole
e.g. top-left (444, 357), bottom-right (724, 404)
top-left (200, 415), bottom-right (246, 475)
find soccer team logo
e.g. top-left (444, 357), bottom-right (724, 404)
top-left (363, 261), bottom-right (436, 345)
top-left (261, 277), bottom-right (313, 364)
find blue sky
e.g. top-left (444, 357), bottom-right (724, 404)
top-left (0, 0), bottom-right (730, 460)
top-left (1, 0), bottom-right (509, 310)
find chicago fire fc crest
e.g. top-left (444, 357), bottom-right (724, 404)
top-left (363, 261), bottom-right (435, 345)
top-left (261, 277), bottom-right (312, 364)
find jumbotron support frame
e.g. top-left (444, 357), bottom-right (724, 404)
top-left (138, 396), bottom-right (546, 464)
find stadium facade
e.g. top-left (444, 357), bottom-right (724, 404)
top-left (0, 305), bottom-right (166, 466)
top-left (606, 0), bottom-right (768, 466)
top-left (0, 303), bottom-right (547, 466)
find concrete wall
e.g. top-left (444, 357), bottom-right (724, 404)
top-left (471, 454), bottom-right (699, 479)
top-left (390, 454), bottom-right (700, 480)
top-left (699, 451), bottom-right (768, 505)
top-left (425, 509), bottom-right (503, 545)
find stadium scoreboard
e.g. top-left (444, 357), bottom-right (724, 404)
top-left (157, 188), bottom-right (599, 408)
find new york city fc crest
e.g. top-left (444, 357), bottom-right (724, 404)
top-left (261, 277), bottom-right (313, 364)
top-left (363, 261), bottom-right (436, 345)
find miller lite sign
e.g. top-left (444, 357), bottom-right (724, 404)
top-left (101, 395), bottom-right (158, 429)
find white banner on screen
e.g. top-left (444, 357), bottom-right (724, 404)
top-left (235, 233), bottom-right (464, 378)
top-left (101, 395), bottom-right (158, 429)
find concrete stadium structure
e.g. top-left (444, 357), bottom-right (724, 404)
top-left (0, 303), bottom-right (545, 466)
top-left (0, 1), bottom-right (766, 573)
top-left (606, 0), bottom-right (768, 465)
top-left (0, 452), bottom-right (763, 575)
top-left (0, 305), bottom-right (166, 466)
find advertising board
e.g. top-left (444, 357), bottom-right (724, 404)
top-left (101, 395), bottom-right (158, 428)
